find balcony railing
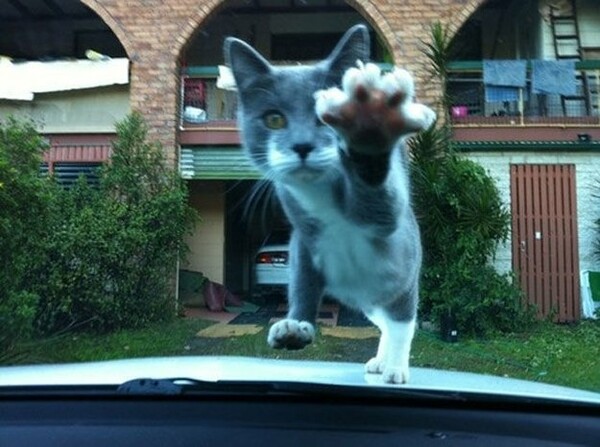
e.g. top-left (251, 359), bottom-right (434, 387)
top-left (181, 66), bottom-right (238, 127)
top-left (181, 62), bottom-right (600, 129)
top-left (179, 64), bottom-right (393, 129)
top-left (448, 60), bottom-right (600, 126)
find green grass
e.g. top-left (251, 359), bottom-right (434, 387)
top-left (4, 318), bottom-right (600, 392)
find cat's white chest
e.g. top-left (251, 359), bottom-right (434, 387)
top-left (315, 220), bottom-right (380, 301)
top-left (290, 185), bottom-right (389, 306)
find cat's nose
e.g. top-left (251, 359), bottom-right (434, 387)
top-left (292, 143), bottom-right (314, 160)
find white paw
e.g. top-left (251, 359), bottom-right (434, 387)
top-left (382, 366), bottom-right (410, 384)
top-left (314, 61), bottom-right (435, 136)
top-left (380, 67), bottom-right (415, 99)
top-left (314, 88), bottom-right (347, 118)
top-left (365, 358), bottom-right (410, 384)
top-left (342, 61), bottom-right (382, 94)
top-left (404, 103), bottom-right (437, 131)
top-left (267, 319), bottom-right (315, 350)
top-left (365, 357), bottom-right (386, 374)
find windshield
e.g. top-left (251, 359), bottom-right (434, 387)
top-left (1, 0), bottom-right (600, 403)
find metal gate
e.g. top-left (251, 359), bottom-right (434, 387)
top-left (510, 164), bottom-right (580, 322)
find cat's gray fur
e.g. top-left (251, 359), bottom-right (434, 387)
top-left (224, 25), bottom-right (435, 383)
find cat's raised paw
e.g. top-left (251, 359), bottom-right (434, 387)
top-left (267, 319), bottom-right (315, 350)
top-left (314, 62), bottom-right (435, 154)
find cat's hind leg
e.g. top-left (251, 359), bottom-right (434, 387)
top-left (365, 308), bottom-right (416, 384)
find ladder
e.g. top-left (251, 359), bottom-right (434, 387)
top-left (549, 0), bottom-right (591, 116)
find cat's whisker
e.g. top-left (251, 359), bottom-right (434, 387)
top-left (242, 178), bottom-right (278, 231)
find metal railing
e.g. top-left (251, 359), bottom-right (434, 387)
top-left (181, 66), bottom-right (238, 126)
top-left (180, 62), bottom-right (600, 128)
top-left (179, 64), bottom-right (394, 128)
top-left (447, 60), bottom-right (600, 126)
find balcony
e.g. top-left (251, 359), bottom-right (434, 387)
top-left (178, 63), bottom-right (392, 145)
top-left (448, 60), bottom-right (600, 127)
top-left (178, 62), bottom-right (600, 147)
top-left (179, 66), bottom-right (239, 145)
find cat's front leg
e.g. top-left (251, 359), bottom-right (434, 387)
top-left (314, 62), bottom-right (435, 155)
top-left (366, 309), bottom-right (416, 384)
top-left (267, 232), bottom-right (323, 350)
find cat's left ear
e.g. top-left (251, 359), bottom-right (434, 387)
top-left (323, 24), bottom-right (371, 82)
top-left (224, 37), bottom-right (272, 91)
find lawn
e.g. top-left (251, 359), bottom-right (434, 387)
top-left (5, 317), bottom-right (600, 392)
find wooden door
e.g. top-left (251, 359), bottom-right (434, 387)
top-left (511, 164), bottom-right (580, 322)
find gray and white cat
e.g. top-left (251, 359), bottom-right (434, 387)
top-left (224, 25), bottom-right (435, 384)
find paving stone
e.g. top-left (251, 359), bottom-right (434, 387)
top-left (321, 326), bottom-right (379, 339)
top-left (196, 323), bottom-right (263, 338)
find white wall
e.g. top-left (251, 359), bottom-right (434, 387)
top-left (184, 181), bottom-right (226, 283)
top-left (0, 85), bottom-right (130, 133)
top-left (465, 151), bottom-right (600, 275)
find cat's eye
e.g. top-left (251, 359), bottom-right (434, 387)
top-left (263, 112), bottom-right (287, 130)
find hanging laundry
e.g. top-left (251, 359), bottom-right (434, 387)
top-left (531, 60), bottom-right (577, 96)
top-left (483, 60), bottom-right (527, 103)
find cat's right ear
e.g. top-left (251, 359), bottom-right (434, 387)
top-left (224, 38), bottom-right (272, 90)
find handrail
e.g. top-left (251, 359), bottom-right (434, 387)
top-left (182, 63), bottom-right (395, 78)
top-left (448, 60), bottom-right (600, 72)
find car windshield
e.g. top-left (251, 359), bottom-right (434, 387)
top-left (1, 0), bottom-right (600, 404)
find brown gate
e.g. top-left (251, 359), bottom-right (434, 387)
top-left (510, 164), bottom-right (580, 322)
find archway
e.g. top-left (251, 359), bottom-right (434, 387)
top-left (175, 0), bottom-right (396, 295)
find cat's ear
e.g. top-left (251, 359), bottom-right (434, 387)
top-left (324, 24), bottom-right (371, 81)
top-left (224, 37), bottom-right (272, 90)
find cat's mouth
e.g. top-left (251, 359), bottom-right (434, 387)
top-left (288, 165), bottom-right (325, 182)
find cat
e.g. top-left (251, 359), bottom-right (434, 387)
top-left (224, 25), bottom-right (435, 384)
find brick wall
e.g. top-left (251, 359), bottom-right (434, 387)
top-left (81, 0), bottom-right (486, 163)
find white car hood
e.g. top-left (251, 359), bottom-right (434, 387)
top-left (1, 356), bottom-right (599, 404)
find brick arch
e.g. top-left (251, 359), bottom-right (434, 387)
top-left (342, 0), bottom-right (396, 60)
top-left (79, 0), bottom-right (134, 58)
top-left (172, 0), bottom-right (232, 59)
top-left (171, 0), bottom-right (397, 61)
top-left (446, 0), bottom-right (489, 38)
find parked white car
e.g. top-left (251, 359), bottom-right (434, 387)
top-left (253, 231), bottom-right (290, 298)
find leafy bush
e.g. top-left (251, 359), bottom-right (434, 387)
top-left (0, 117), bottom-right (49, 351)
top-left (411, 132), bottom-right (510, 266)
top-left (409, 126), bottom-right (534, 336)
top-left (409, 22), bottom-right (536, 337)
top-left (32, 113), bottom-right (198, 334)
top-left (594, 180), bottom-right (600, 263)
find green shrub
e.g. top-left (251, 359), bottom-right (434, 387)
top-left (33, 113), bottom-right (198, 334)
top-left (0, 117), bottom-right (50, 351)
top-left (409, 126), bottom-right (534, 337)
top-left (421, 261), bottom-right (535, 337)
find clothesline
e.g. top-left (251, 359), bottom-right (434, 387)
top-left (483, 59), bottom-right (577, 102)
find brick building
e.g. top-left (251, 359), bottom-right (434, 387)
top-left (1, 0), bottom-right (599, 320)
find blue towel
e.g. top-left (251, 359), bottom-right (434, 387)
top-left (485, 86), bottom-right (520, 102)
top-left (531, 60), bottom-right (577, 96)
top-left (483, 60), bottom-right (527, 103)
top-left (483, 60), bottom-right (527, 88)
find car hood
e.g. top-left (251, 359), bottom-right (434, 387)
top-left (1, 356), bottom-right (599, 404)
